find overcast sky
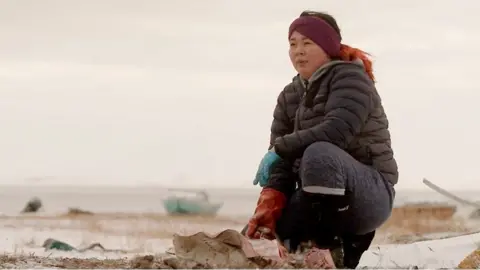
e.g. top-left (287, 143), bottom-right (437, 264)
top-left (0, 0), bottom-right (479, 190)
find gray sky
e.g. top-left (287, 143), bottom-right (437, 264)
top-left (0, 0), bottom-right (479, 190)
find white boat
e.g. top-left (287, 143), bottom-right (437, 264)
top-left (162, 188), bottom-right (223, 216)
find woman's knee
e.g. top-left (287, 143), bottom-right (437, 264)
top-left (346, 206), bottom-right (392, 235)
top-left (345, 186), bottom-right (394, 234)
top-left (300, 142), bottom-right (348, 195)
top-left (303, 142), bottom-right (342, 161)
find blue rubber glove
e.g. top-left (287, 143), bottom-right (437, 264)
top-left (253, 148), bottom-right (282, 187)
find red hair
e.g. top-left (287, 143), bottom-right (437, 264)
top-left (339, 44), bottom-right (375, 82)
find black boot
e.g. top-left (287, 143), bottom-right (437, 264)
top-left (275, 189), bottom-right (318, 253)
top-left (342, 230), bottom-right (375, 269)
top-left (308, 193), bottom-right (350, 268)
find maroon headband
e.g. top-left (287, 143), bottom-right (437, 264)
top-left (288, 16), bottom-right (341, 57)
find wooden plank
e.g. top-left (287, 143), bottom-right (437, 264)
top-left (422, 178), bottom-right (480, 208)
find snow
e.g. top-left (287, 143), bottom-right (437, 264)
top-left (360, 232), bottom-right (480, 268)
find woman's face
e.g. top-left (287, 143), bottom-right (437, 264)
top-left (289, 31), bottom-right (330, 80)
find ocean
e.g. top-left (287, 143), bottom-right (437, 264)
top-left (2, 185), bottom-right (478, 217)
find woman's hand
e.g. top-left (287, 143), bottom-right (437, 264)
top-left (246, 188), bottom-right (287, 240)
top-left (246, 213), bottom-right (276, 240)
top-left (253, 149), bottom-right (282, 187)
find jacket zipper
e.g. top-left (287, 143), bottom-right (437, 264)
top-left (294, 80), bottom-right (308, 131)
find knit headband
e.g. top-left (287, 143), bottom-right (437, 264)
top-left (288, 16), bottom-right (341, 58)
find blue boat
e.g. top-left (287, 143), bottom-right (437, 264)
top-left (163, 189), bottom-right (223, 216)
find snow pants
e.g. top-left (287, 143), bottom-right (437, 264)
top-left (275, 141), bottom-right (395, 252)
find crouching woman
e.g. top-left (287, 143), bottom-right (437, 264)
top-left (246, 11), bottom-right (398, 269)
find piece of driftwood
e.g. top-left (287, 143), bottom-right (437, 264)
top-left (423, 178), bottom-right (480, 208)
top-left (458, 249), bottom-right (480, 268)
top-left (423, 178), bottom-right (480, 219)
top-left (67, 207), bottom-right (94, 216)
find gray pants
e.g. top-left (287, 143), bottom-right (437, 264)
top-left (298, 141), bottom-right (395, 235)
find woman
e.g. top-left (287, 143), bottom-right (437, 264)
top-left (246, 11), bottom-right (398, 268)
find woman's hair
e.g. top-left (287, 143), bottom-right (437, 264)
top-left (299, 11), bottom-right (375, 82)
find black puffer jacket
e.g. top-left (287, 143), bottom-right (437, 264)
top-left (266, 60), bottom-right (398, 197)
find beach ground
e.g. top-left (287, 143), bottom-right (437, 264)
top-left (0, 205), bottom-right (479, 268)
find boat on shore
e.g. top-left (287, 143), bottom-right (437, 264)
top-left (162, 188), bottom-right (223, 216)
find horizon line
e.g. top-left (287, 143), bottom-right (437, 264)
top-left (0, 183), bottom-right (475, 192)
